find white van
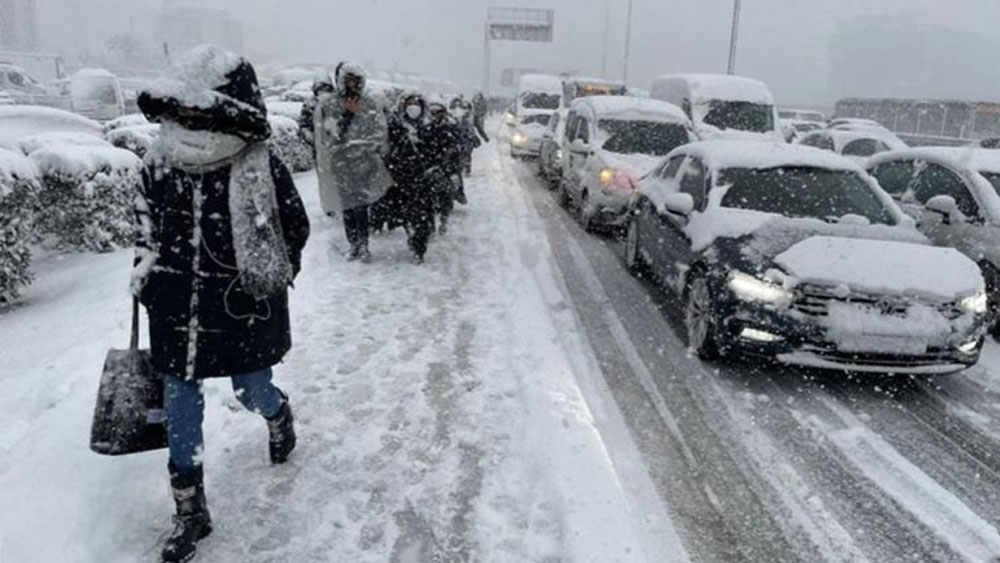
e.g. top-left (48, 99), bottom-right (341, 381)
top-left (70, 69), bottom-right (125, 122)
top-left (650, 74), bottom-right (782, 142)
top-left (516, 74), bottom-right (562, 115)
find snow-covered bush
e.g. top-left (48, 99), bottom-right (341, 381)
top-left (0, 148), bottom-right (41, 304)
top-left (265, 101), bottom-right (304, 121)
top-left (17, 132), bottom-right (109, 155)
top-left (103, 113), bottom-right (149, 134)
top-left (30, 145), bottom-right (142, 252)
top-left (106, 124), bottom-right (159, 158)
top-left (267, 115), bottom-right (314, 173)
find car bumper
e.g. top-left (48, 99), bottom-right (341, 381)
top-left (718, 299), bottom-right (984, 375)
top-left (588, 190), bottom-right (633, 226)
top-left (510, 139), bottom-right (542, 156)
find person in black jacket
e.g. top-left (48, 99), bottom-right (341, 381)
top-left (385, 93), bottom-right (435, 263)
top-left (133, 45), bottom-right (310, 563)
top-left (425, 102), bottom-right (464, 234)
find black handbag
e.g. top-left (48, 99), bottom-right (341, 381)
top-left (89, 297), bottom-right (168, 456)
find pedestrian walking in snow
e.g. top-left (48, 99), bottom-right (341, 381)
top-left (314, 62), bottom-right (391, 262)
top-left (425, 102), bottom-right (465, 234)
top-left (472, 91), bottom-right (490, 142)
top-left (298, 72), bottom-right (335, 150)
top-left (450, 96), bottom-right (482, 183)
top-left (385, 93), bottom-right (436, 263)
top-left (133, 45), bottom-right (310, 563)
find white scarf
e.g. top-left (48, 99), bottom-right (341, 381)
top-left (158, 122), bottom-right (248, 171)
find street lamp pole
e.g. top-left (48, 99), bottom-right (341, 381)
top-left (601, 1), bottom-right (610, 78)
top-left (623, 0), bottom-right (635, 84)
top-left (727, 0), bottom-right (742, 75)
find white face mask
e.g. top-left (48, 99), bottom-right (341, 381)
top-left (405, 105), bottom-right (422, 120)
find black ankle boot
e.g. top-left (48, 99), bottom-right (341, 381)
top-left (266, 391), bottom-right (296, 464)
top-left (162, 464), bottom-right (212, 563)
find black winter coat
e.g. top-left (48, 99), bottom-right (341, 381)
top-left (423, 118), bottom-right (464, 177)
top-left (136, 151), bottom-right (310, 379)
top-left (385, 115), bottom-right (432, 186)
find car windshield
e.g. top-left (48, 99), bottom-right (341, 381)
top-left (981, 171), bottom-right (1000, 195)
top-left (521, 92), bottom-right (560, 110)
top-left (598, 119), bottom-right (689, 156)
top-left (719, 166), bottom-right (895, 224)
top-left (520, 114), bottom-right (551, 126)
top-left (703, 100), bottom-right (775, 133)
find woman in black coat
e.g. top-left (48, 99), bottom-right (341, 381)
top-left (384, 92), bottom-right (436, 263)
top-left (133, 45), bottom-right (310, 563)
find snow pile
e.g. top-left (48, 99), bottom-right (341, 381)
top-left (267, 115), bottom-right (313, 172)
top-left (0, 148), bottom-right (41, 304)
top-left (30, 145), bottom-right (142, 251)
top-left (106, 124), bottom-right (160, 158)
top-left (143, 45), bottom-right (243, 111)
top-left (17, 131), bottom-right (109, 156)
top-left (265, 100), bottom-right (304, 121)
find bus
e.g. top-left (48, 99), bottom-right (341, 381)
top-left (834, 98), bottom-right (1000, 146)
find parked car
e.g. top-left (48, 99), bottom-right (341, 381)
top-left (780, 119), bottom-right (823, 143)
top-left (625, 140), bottom-right (987, 373)
top-left (827, 117), bottom-right (892, 133)
top-left (649, 74), bottom-right (783, 142)
top-left (798, 129), bottom-right (906, 165)
top-left (537, 109), bottom-right (568, 187)
top-left (0, 63), bottom-right (50, 105)
top-left (517, 74), bottom-right (562, 115)
top-left (779, 109), bottom-right (826, 123)
top-left (559, 96), bottom-right (695, 231)
top-left (70, 69), bottom-right (125, 121)
top-left (0, 106), bottom-right (102, 150)
top-left (867, 147), bottom-right (1000, 335)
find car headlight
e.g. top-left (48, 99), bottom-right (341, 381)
top-left (959, 289), bottom-right (988, 314)
top-left (512, 132), bottom-right (527, 145)
top-left (599, 168), bottom-right (615, 187)
top-left (554, 148), bottom-right (563, 160)
top-left (728, 271), bottom-right (793, 304)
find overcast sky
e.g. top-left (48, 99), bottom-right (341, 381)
top-left (34, 0), bottom-right (1000, 105)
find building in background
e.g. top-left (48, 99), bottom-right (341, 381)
top-left (0, 0), bottom-right (38, 51)
top-left (828, 16), bottom-right (1000, 103)
top-left (154, 1), bottom-right (243, 58)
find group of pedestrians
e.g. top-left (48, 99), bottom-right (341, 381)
top-left (311, 64), bottom-right (488, 263)
top-left (128, 45), bottom-right (490, 562)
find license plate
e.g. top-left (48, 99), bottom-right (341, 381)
top-left (837, 334), bottom-right (926, 355)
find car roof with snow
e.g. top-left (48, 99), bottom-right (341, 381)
top-left (518, 74), bottom-right (562, 92)
top-left (669, 140), bottom-right (863, 172)
top-left (651, 74), bottom-right (774, 105)
top-left (867, 146), bottom-right (1000, 173)
top-left (570, 95), bottom-right (691, 125)
top-left (805, 129), bottom-right (908, 150)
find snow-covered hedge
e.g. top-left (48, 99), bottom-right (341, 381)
top-left (0, 149), bottom-right (41, 304)
top-left (17, 132), bottom-right (110, 155)
top-left (30, 145), bottom-right (142, 252)
top-left (267, 115), bottom-right (314, 173)
top-left (106, 124), bottom-right (160, 158)
top-left (102, 113), bottom-right (149, 134)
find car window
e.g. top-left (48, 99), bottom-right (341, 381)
top-left (659, 155), bottom-right (686, 180)
top-left (577, 117), bottom-right (590, 144)
top-left (679, 157), bottom-right (707, 211)
top-left (599, 120), bottom-right (689, 156)
top-left (869, 160), bottom-right (916, 196)
top-left (565, 113), bottom-right (579, 142)
top-left (8, 72), bottom-right (24, 87)
top-left (800, 133), bottom-right (834, 151)
top-left (912, 163), bottom-right (978, 218)
top-left (842, 138), bottom-right (889, 157)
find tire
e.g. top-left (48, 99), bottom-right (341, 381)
top-left (558, 180), bottom-right (571, 209)
top-left (685, 271), bottom-right (723, 360)
top-left (625, 214), bottom-right (646, 276)
top-left (578, 191), bottom-right (594, 232)
top-left (981, 262), bottom-right (1000, 341)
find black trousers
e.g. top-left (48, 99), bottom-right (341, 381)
top-left (343, 205), bottom-right (370, 247)
top-left (403, 184), bottom-right (435, 257)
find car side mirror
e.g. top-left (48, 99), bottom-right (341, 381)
top-left (661, 192), bottom-right (695, 221)
top-left (569, 139), bottom-right (590, 154)
top-left (542, 130), bottom-right (553, 140)
top-left (925, 195), bottom-right (960, 225)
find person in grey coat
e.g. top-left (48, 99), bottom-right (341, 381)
top-left (314, 62), bottom-right (391, 261)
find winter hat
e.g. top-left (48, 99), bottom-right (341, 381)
top-left (138, 45), bottom-right (271, 143)
top-left (337, 62), bottom-right (367, 94)
top-left (312, 72), bottom-right (334, 94)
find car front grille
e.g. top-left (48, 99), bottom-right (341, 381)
top-left (792, 284), bottom-right (961, 320)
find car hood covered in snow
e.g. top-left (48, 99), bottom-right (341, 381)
top-left (774, 236), bottom-right (983, 301)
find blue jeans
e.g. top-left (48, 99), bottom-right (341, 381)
top-left (165, 368), bottom-right (284, 474)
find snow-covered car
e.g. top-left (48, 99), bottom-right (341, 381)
top-left (537, 109), bottom-right (567, 188)
top-left (780, 119), bottom-right (822, 142)
top-left (280, 80), bottom-right (314, 103)
top-left (779, 109), bottom-right (826, 123)
top-left (509, 111), bottom-right (553, 159)
top-left (0, 90), bottom-right (14, 106)
top-left (625, 141), bottom-right (987, 374)
top-left (17, 131), bottom-right (110, 155)
top-left (650, 74), bottom-right (783, 142)
top-left (70, 69), bottom-right (126, 122)
top-left (867, 147), bottom-right (1000, 335)
top-left (0, 106), bottom-right (102, 151)
top-left (827, 117), bottom-right (892, 134)
top-left (559, 96), bottom-right (695, 231)
top-left (798, 129), bottom-right (906, 165)
top-left (0, 63), bottom-right (51, 105)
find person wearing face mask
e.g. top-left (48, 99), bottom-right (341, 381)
top-left (424, 102), bottom-right (464, 234)
top-left (385, 93), bottom-right (437, 263)
top-left (314, 62), bottom-right (391, 262)
top-left (450, 96), bottom-right (482, 183)
top-left (134, 45), bottom-right (311, 563)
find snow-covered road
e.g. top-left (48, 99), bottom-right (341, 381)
top-left (0, 142), bottom-right (684, 562)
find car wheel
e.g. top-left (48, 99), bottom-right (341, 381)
top-left (685, 271), bottom-right (722, 360)
top-left (981, 262), bottom-right (1000, 341)
top-left (578, 191), bottom-right (594, 232)
top-left (625, 214), bottom-right (645, 275)
top-left (558, 180), bottom-right (571, 208)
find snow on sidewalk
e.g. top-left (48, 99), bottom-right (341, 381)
top-left (0, 145), bottom-right (676, 562)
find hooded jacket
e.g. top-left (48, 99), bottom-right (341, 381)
top-left (314, 63), bottom-right (391, 214)
top-left (134, 46), bottom-right (310, 379)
